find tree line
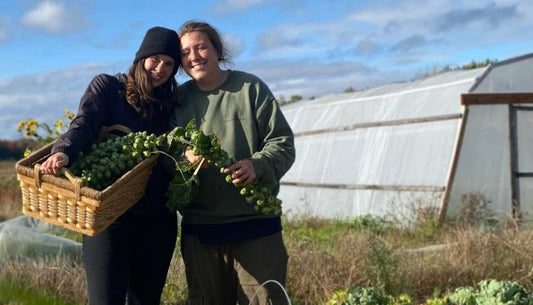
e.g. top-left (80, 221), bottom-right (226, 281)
top-left (0, 139), bottom-right (40, 160)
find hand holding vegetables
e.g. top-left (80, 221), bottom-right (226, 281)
top-left (66, 119), bottom-right (282, 216)
top-left (223, 159), bottom-right (256, 186)
top-left (164, 119), bottom-right (282, 215)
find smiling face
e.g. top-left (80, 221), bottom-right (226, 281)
top-left (180, 31), bottom-right (221, 88)
top-left (143, 54), bottom-right (176, 87)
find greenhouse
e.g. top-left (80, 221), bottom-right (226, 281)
top-left (278, 52), bottom-right (533, 227)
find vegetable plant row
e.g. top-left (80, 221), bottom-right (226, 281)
top-left (326, 279), bottom-right (533, 305)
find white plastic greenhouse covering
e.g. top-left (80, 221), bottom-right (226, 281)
top-left (278, 52), bottom-right (533, 226)
top-left (0, 215), bottom-right (81, 262)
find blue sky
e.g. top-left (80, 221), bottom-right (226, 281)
top-left (1, 0), bottom-right (533, 140)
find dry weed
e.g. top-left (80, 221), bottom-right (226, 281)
top-left (0, 161), bottom-right (22, 221)
top-left (161, 250), bottom-right (188, 305)
top-left (1, 161), bottom-right (533, 304)
top-left (0, 255), bottom-right (87, 303)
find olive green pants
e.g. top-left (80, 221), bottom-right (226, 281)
top-left (181, 232), bottom-right (289, 305)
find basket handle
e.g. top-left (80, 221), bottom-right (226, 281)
top-left (62, 168), bottom-right (83, 200)
top-left (99, 124), bottom-right (133, 139)
top-left (33, 164), bottom-right (83, 200)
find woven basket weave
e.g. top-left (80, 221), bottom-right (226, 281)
top-left (15, 127), bottom-right (158, 236)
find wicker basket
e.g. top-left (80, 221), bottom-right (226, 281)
top-left (15, 130), bottom-right (158, 236)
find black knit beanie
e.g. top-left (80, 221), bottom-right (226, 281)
top-left (134, 26), bottom-right (180, 76)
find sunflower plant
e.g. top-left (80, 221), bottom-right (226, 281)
top-left (17, 109), bottom-right (75, 156)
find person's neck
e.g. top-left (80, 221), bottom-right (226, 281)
top-left (196, 69), bottom-right (229, 91)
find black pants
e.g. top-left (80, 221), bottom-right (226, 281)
top-left (82, 204), bottom-right (178, 305)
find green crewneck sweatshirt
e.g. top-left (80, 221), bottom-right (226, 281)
top-left (170, 70), bottom-right (296, 224)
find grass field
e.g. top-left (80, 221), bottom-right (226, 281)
top-left (0, 160), bottom-right (22, 221)
top-left (1, 159), bottom-right (532, 304)
top-left (0, 279), bottom-right (79, 305)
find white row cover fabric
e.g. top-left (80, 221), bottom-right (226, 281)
top-left (0, 215), bottom-right (81, 263)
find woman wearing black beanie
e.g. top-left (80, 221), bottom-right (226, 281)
top-left (41, 26), bottom-right (181, 305)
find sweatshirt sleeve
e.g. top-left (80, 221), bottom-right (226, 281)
top-left (250, 82), bottom-right (295, 186)
top-left (51, 74), bottom-right (113, 163)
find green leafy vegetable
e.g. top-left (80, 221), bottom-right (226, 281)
top-left (68, 119), bottom-right (282, 216)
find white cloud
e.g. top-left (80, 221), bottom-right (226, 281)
top-left (3, 0), bottom-right (533, 141)
top-left (256, 22), bottom-right (342, 59)
top-left (223, 0), bottom-right (266, 10)
top-left (347, 1), bottom-right (449, 27)
top-left (346, 1), bottom-right (525, 42)
top-left (21, 0), bottom-right (89, 34)
top-left (0, 62), bottom-right (113, 140)
top-left (222, 32), bottom-right (244, 58)
top-left (0, 16), bottom-right (11, 43)
top-left (0, 29), bottom-right (6, 43)
top-left (238, 58), bottom-right (400, 99)
top-left (211, 0), bottom-right (271, 14)
top-left (278, 0), bottom-right (527, 69)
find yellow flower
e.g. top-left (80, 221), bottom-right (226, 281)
top-left (17, 121), bottom-right (26, 131)
top-left (24, 123), bottom-right (38, 137)
top-left (27, 119), bottom-right (38, 127)
top-left (55, 119), bottom-right (64, 132)
top-left (64, 109), bottom-right (75, 120)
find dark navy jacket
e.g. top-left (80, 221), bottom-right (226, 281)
top-left (51, 73), bottom-right (171, 209)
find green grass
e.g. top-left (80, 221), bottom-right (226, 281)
top-left (284, 218), bottom-right (353, 246)
top-left (0, 278), bottom-right (79, 305)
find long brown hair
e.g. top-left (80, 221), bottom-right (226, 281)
top-left (125, 60), bottom-right (180, 123)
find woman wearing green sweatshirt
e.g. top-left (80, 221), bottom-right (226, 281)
top-left (171, 21), bottom-right (295, 305)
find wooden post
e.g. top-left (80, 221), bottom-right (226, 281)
top-left (438, 104), bottom-right (469, 225)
